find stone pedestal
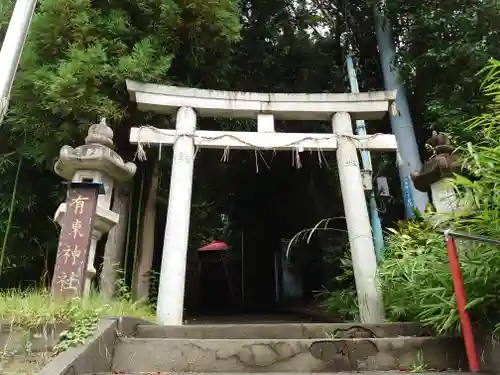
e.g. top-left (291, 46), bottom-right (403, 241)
top-left (430, 179), bottom-right (458, 214)
top-left (54, 203), bottom-right (119, 294)
top-left (51, 182), bottom-right (100, 298)
top-left (53, 119), bottom-right (136, 297)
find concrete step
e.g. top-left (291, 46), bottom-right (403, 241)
top-left (112, 337), bottom-right (467, 373)
top-left (135, 322), bottom-right (427, 339)
top-left (96, 374), bottom-right (481, 375)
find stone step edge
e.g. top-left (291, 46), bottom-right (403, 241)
top-left (136, 322), bottom-right (423, 328)
top-left (92, 374), bottom-right (477, 375)
top-left (134, 322), bottom-right (428, 338)
top-left (119, 336), bottom-right (454, 342)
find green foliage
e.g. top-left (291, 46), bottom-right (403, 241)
top-left (52, 303), bottom-right (100, 355)
top-left (407, 351), bottom-right (429, 373)
top-left (384, 0), bottom-right (500, 135)
top-left (379, 218), bottom-right (500, 335)
top-left (379, 60), bottom-right (500, 335)
top-left (0, 0), bottom-right (241, 288)
top-left (6, 0), bottom-right (241, 164)
top-left (287, 217), bottom-right (360, 320)
top-left (380, 220), bottom-right (455, 331)
top-left (0, 0), bottom-right (403, 291)
top-left (318, 286), bottom-right (359, 322)
top-left (0, 136), bottom-right (24, 281)
top-left (315, 240), bottom-right (359, 321)
top-left (0, 288), bottom-right (154, 352)
top-left (53, 278), bottom-right (145, 354)
top-left (320, 60), bottom-right (500, 331)
top-left (2, 0), bottom-right (500, 321)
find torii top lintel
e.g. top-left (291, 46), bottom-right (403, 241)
top-left (126, 80), bottom-right (397, 121)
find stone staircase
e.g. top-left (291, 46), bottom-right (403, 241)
top-left (84, 322), bottom-right (471, 374)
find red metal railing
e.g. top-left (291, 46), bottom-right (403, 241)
top-left (441, 229), bottom-right (500, 373)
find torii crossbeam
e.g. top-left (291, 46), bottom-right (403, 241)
top-left (130, 127), bottom-right (398, 151)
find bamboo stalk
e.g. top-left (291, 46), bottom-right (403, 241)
top-left (131, 167), bottom-right (146, 295)
top-left (0, 136), bottom-right (24, 280)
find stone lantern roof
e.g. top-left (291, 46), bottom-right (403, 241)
top-left (54, 118), bottom-right (136, 181)
top-left (410, 131), bottom-right (461, 192)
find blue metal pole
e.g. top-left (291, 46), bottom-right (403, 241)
top-left (346, 55), bottom-right (385, 261)
top-left (373, 1), bottom-right (429, 217)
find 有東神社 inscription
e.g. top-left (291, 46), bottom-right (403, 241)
top-left (51, 184), bottom-right (99, 299)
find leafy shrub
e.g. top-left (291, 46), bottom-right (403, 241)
top-left (379, 60), bottom-right (500, 335)
top-left (318, 286), bottom-right (359, 321)
top-left (321, 60), bottom-right (500, 334)
top-left (0, 288), bottom-right (154, 353)
top-left (379, 219), bottom-right (500, 335)
top-left (317, 250), bottom-right (359, 321)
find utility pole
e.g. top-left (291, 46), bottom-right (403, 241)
top-left (346, 54), bottom-right (385, 261)
top-left (0, 0), bottom-right (38, 127)
top-left (373, 1), bottom-right (429, 216)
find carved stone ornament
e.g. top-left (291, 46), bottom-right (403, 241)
top-left (411, 131), bottom-right (462, 192)
top-left (54, 118), bottom-right (137, 181)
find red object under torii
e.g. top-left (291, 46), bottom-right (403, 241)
top-left (198, 240), bottom-right (229, 252)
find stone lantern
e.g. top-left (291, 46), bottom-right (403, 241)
top-left (411, 131), bottom-right (462, 216)
top-left (53, 119), bottom-right (136, 295)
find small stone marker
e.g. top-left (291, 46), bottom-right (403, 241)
top-left (51, 182), bottom-right (101, 299)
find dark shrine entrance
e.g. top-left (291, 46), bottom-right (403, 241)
top-left (179, 147), bottom-right (345, 322)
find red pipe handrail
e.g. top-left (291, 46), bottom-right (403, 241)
top-left (440, 229), bottom-right (500, 372)
top-left (443, 230), bottom-right (480, 372)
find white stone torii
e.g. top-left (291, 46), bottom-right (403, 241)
top-left (126, 80), bottom-right (399, 326)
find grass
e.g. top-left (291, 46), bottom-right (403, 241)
top-left (0, 288), bottom-right (155, 375)
top-left (0, 288), bottom-right (155, 328)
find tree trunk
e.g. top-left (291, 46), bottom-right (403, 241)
top-left (100, 184), bottom-right (131, 299)
top-left (134, 162), bottom-right (160, 301)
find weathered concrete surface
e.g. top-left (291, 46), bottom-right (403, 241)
top-left (0, 322), bottom-right (67, 354)
top-left (185, 313), bottom-right (333, 324)
top-left (86, 372), bottom-right (481, 375)
top-left (32, 317), bottom-right (154, 375)
top-left (36, 318), bottom-right (117, 375)
top-left (1, 351), bottom-right (53, 375)
top-left (475, 331), bottom-right (500, 373)
top-left (112, 337), bottom-right (466, 373)
top-left (136, 323), bottom-right (426, 340)
top-left (127, 80), bottom-right (397, 121)
top-left (116, 316), bottom-right (155, 337)
top-left (0, 323), bottom-right (64, 374)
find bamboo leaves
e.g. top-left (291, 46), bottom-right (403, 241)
top-left (377, 61), bottom-right (500, 336)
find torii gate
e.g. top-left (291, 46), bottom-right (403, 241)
top-left (127, 80), bottom-right (399, 325)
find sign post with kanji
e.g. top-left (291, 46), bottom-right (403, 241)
top-left (51, 182), bottom-right (102, 299)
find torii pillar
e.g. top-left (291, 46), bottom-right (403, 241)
top-left (156, 107), bottom-right (196, 325)
top-left (334, 112), bottom-right (384, 323)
